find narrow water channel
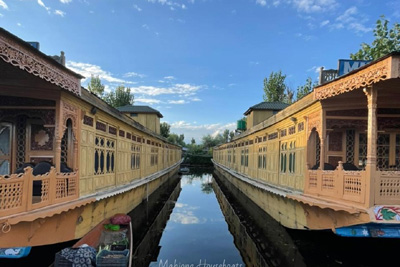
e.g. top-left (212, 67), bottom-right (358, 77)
top-left (146, 170), bottom-right (244, 267)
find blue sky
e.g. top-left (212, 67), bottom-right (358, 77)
top-left (1, 0), bottom-right (399, 143)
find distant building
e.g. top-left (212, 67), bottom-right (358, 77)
top-left (244, 101), bottom-right (289, 128)
top-left (117, 105), bottom-right (163, 134)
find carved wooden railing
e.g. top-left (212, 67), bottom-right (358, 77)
top-left (375, 171), bottom-right (400, 205)
top-left (305, 163), bottom-right (366, 205)
top-left (0, 167), bottom-right (79, 217)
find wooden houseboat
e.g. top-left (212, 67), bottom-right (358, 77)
top-left (0, 28), bottom-right (181, 247)
top-left (213, 52), bottom-right (400, 238)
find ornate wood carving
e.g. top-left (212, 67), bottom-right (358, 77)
top-left (315, 58), bottom-right (390, 100)
top-left (0, 35), bottom-right (81, 96)
top-left (326, 119), bottom-right (367, 130)
top-left (60, 101), bottom-right (78, 139)
top-left (307, 111), bottom-right (321, 137)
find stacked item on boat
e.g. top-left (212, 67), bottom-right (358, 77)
top-left (55, 214), bottom-right (132, 267)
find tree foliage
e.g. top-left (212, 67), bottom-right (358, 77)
top-left (104, 85), bottom-right (134, 108)
top-left (263, 71), bottom-right (291, 103)
top-left (160, 122), bottom-right (170, 138)
top-left (88, 75), bottom-right (105, 96)
top-left (351, 16), bottom-right (400, 60)
top-left (167, 133), bottom-right (185, 147)
top-left (296, 77), bottom-right (316, 100)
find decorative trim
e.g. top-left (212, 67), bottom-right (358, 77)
top-left (0, 35), bottom-right (81, 96)
top-left (314, 58), bottom-right (390, 100)
top-left (60, 101), bottom-right (78, 139)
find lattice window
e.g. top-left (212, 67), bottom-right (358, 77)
top-left (379, 178), bottom-right (400, 198)
top-left (280, 142), bottom-right (287, 173)
top-left (316, 136), bottom-right (321, 166)
top-left (0, 181), bottom-right (23, 209)
top-left (16, 116), bottom-right (27, 170)
top-left (309, 172), bottom-right (318, 188)
top-left (61, 130), bottom-right (68, 164)
top-left (358, 133), bottom-right (367, 169)
top-left (94, 135), bottom-right (116, 175)
top-left (377, 134), bottom-right (390, 170)
top-left (344, 177), bottom-right (362, 195)
top-left (322, 174), bottom-right (335, 189)
top-left (346, 130), bottom-right (355, 163)
top-left (396, 134), bottom-right (400, 168)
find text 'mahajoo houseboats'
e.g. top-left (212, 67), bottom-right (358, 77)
top-left (213, 52), bottom-right (400, 238)
top-left (0, 28), bottom-right (182, 248)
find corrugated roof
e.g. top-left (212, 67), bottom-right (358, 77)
top-left (117, 105), bottom-right (163, 118)
top-left (244, 101), bottom-right (289, 115)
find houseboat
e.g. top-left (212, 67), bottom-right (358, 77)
top-left (0, 28), bottom-right (181, 247)
top-left (213, 52), bottom-right (400, 238)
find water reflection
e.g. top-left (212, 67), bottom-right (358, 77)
top-left (132, 178), bottom-right (182, 267)
top-left (148, 169), bottom-right (244, 267)
top-left (213, 170), bottom-right (400, 267)
top-left (213, 173), bottom-right (306, 267)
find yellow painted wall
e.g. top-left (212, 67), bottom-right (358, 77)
top-left (214, 100), bottom-right (322, 192)
top-left (60, 92), bottom-right (181, 197)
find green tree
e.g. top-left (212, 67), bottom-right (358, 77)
top-left (191, 138), bottom-right (196, 145)
top-left (104, 85), bottom-right (134, 108)
top-left (88, 75), bottom-right (105, 96)
top-left (222, 129), bottom-right (230, 143)
top-left (263, 71), bottom-right (288, 103)
top-left (351, 16), bottom-right (400, 60)
top-left (296, 77), bottom-right (316, 100)
top-left (160, 122), bottom-right (170, 138)
top-left (167, 133), bottom-right (185, 147)
top-left (229, 131), bottom-right (235, 141)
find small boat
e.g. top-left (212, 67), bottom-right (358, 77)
top-left (178, 167), bottom-right (190, 174)
top-left (0, 246), bottom-right (31, 259)
top-left (54, 214), bottom-right (133, 267)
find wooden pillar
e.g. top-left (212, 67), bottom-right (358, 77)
top-left (364, 85), bottom-right (378, 207)
top-left (319, 110), bottom-right (326, 170)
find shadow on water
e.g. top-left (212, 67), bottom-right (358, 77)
top-left (213, 170), bottom-right (400, 267)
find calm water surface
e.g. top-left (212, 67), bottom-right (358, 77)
top-left (148, 171), bottom-right (244, 267)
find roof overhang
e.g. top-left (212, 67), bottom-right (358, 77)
top-left (0, 28), bottom-right (83, 96)
top-left (314, 52), bottom-right (400, 100)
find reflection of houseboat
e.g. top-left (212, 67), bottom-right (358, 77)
top-left (213, 53), bottom-right (400, 237)
top-left (0, 28), bottom-right (181, 247)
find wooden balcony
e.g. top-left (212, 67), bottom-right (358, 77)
top-left (375, 171), bottom-right (400, 205)
top-left (0, 167), bottom-right (79, 218)
top-left (305, 162), bottom-right (367, 206)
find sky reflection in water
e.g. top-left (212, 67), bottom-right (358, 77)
top-left (150, 173), bottom-right (243, 266)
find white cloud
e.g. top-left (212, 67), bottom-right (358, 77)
top-left (292, 0), bottom-right (337, 13)
top-left (54, 10), bottom-right (65, 17)
top-left (124, 72), bottom-right (146, 78)
top-left (66, 61), bottom-right (134, 84)
top-left (146, 0), bottom-right (187, 10)
top-left (0, 0), bottom-right (8, 10)
top-left (0, 13), bottom-right (3, 17)
top-left (17, 22), bottom-right (22, 27)
top-left (331, 7), bottom-right (372, 34)
top-left (170, 121), bottom-right (236, 143)
top-left (164, 76), bottom-right (175, 80)
top-left (320, 20), bottom-right (329, 27)
top-left (38, 0), bottom-right (50, 12)
top-left (191, 97), bottom-right (201, 102)
top-left (256, 0), bottom-right (267, 6)
top-left (60, 0), bottom-right (71, 3)
top-left (129, 83), bottom-right (202, 96)
top-left (295, 32), bottom-right (315, 41)
top-left (142, 24), bottom-right (149, 30)
top-left (168, 100), bottom-right (186, 104)
top-left (133, 4), bottom-right (142, 11)
top-left (135, 98), bottom-right (161, 104)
